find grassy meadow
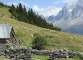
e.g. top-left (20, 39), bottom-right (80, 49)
top-left (0, 7), bottom-right (83, 60)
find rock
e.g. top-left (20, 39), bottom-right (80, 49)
top-left (3, 45), bottom-right (32, 60)
top-left (31, 48), bottom-right (76, 59)
top-left (48, 48), bottom-right (76, 59)
top-left (31, 34), bottom-right (34, 37)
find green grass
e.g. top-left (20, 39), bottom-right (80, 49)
top-left (0, 57), bottom-right (10, 60)
top-left (31, 54), bottom-right (49, 60)
top-left (55, 58), bottom-right (81, 60)
top-left (31, 54), bottom-right (81, 60)
top-left (0, 7), bottom-right (83, 52)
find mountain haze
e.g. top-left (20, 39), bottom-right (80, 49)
top-left (48, 0), bottom-right (83, 35)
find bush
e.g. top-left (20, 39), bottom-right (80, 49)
top-left (32, 35), bottom-right (47, 50)
top-left (74, 53), bottom-right (83, 60)
top-left (2, 14), bottom-right (4, 16)
top-left (11, 15), bottom-right (13, 18)
top-left (77, 53), bottom-right (83, 59)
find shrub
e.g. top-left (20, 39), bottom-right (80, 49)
top-left (2, 13), bottom-right (4, 16)
top-left (32, 35), bottom-right (47, 50)
top-left (74, 53), bottom-right (83, 60)
top-left (11, 15), bottom-right (13, 18)
top-left (77, 53), bottom-right (83, 59)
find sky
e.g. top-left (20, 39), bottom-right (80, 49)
top-left (0, 0), bottom-right (78, 17)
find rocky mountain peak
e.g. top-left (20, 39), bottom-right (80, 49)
top-left (76, 0), bottom-right (83, 7)
top-left (47, 0), bottom-right (83, 35)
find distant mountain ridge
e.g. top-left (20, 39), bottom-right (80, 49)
top-left (47, 0), bottom-right (83, 35)
top-left (48, 4), bottom-right (75, 21)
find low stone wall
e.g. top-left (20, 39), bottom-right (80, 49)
top-left (32, 48), bottom-right (77, 60)
top-left (32, 49), bottom-right (50, 55)
top-left (5, 46), bottom-right (32, 60)
top-left (0, 44), bottom-right (6, 56)
top-left (0, 44), bottom-right (32, 60)
top-left (48, 48), bottom-right (77, 60)
top-left (0, 44), bottom-right (77, 60)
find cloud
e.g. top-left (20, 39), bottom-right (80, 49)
top-left (33, 5), bottom-right (62, 17)
top-left (54, 0), bottom-right (78, 5)
top-left (8, 1), bottom-right (30, 8)
top-left (62, 0), bottom-right (77, 4)
top-left (20, 1), bottom-right (31, 7)
top-left (33, 5), bottom-right (43, 11)
top-left (8, 2), bottom-right (17, 6)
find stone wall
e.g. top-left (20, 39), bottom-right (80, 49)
top-left (0, 44), bottom-right (6, 56)
top-left (0, 44), bottom-right (32, 60)
top-left (5, 46), bottom-right (32, 60)
top-left (48, 48), bottom-right (77, 60)
top-left (0, 41), bottom-right (77, 60)
top-left (32, 49), bottom-right (50, 55)
top-left (32, 48), bottom-right (77, 60)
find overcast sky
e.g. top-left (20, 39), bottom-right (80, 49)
top-left (0, 0), bottom-right (78, 17)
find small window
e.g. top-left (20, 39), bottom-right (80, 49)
top-left (0, 39), bottom-right (6, 44)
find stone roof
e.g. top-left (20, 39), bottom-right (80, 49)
top-left (0, 24), bottom-right (12, 39)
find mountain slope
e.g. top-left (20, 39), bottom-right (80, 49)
top-left (0, 7), bottom-right (83, 52)
top-left (48, 0), bottom-right (83, 35)
top-left (63, 24), bottom-right (83, 35)
top-left (48, 4), bottom-right (75, 21)
top-left (9, 4), bottom-right (61, 31)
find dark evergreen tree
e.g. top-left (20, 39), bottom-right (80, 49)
top-left (9, 3), bottom-right (61, 31)
top-left (0, 2), bottom-right (10, 7)
top-left (0, 2), bottom-right (3, 6)
top-left (18, 3), bottom-right (23, 13)
top-left (9, 4), bottom-right (16, 13)
top-left (16, 6), bottom-right (19, 14)
top-left (23, 5), bottom-right (27, 16)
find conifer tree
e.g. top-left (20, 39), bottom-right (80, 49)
top-left (9, 3), bottom-right (61, 31)
top-left (19, 3), bottom-right (23, 13)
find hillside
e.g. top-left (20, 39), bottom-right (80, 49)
top-left (9, 3), bottom-right (61, 31)
top-left (0, 7), bottom-right (83, 52)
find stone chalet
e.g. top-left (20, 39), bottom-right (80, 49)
top-left (0, 24), bottom-right (20, 45)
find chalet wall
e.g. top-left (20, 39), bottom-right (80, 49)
top-left (10, 31), bottom-right (13, 43)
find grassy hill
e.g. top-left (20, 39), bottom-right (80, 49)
top-left (0, 7), bottom-right (83, 52)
